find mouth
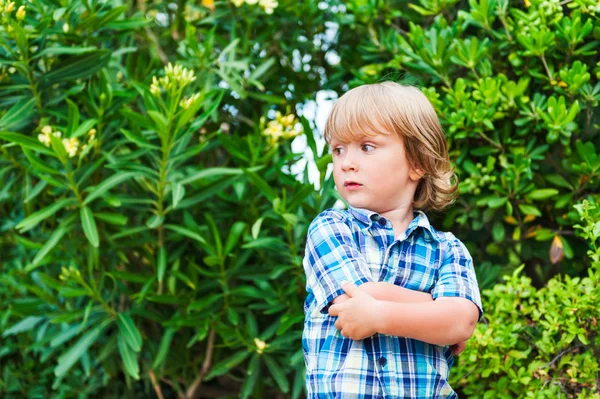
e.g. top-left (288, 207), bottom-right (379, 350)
top-left (344, 181), bottom-right (363, 188)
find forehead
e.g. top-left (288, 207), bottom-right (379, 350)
top-left (329, 131), bottom-right (396, 145)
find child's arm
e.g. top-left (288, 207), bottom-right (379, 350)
top-left (332, 282), bottom-right (433, 304)
top-left (329, 239), bottom-right (483, 346)
top-left (330, 283), bottom-right (478, 345)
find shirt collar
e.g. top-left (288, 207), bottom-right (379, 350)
top-left (348, 206), bottom-right (440, 243)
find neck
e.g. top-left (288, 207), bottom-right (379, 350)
top-left (379, 204), bottom-right (415, 237)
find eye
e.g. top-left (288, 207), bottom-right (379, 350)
top-left (332, 146), bottom-right (345, 156)
top-left (361, 144), bottom-right (375, 152)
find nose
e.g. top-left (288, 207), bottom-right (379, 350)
top-left (341, 148), bottom-right (358, 172)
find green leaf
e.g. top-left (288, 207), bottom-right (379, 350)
top-left (251, 218), bottom-right (264, 240)
top-left (66, 99), bottom-right (80, 137)
top-left (0, 97), bottom-right (36, 131)
top-left (545, 174), bottom-right (573, 190)
top-left (16, 198), bottom-right (76, 233)
top-left (157, 246), bottom-right (167, 284)
top-left (40, 50), bottom-right (112, 88)
top-left (80, 206), bottom-right (99, 248)
top-left (240, 354), bottom-right (261, 399)
top-left (526, 189), bottom-right (559, 200)
top-left (172, 182), bottom-right (185, 209)
top-left (23, 148), bottom-right (62, 175)
top-left (94, 212), bottom-right (128, 226)
top-left (27, 218), bottom-right (76, 271)
top-left (180, 166), bottom-right (255, 186)
top-left (118, 333), bottom-right (140, 380)
top-left (116, 313), bottom-right (142, 352)
top-left (32, 46), bottom-right (98, 59)
top-left (164, 224), bottom-right (207, 245)
top-left (243, 170), bottom-right (276, 201)
top-left (2, 316), bottom-right (45, 337)
top-left (263, 355), bottom-right (289, 393)
top-left (205, 351), bottom-right (250, 380)
top-left (152, 328), bottom-right (176, 370)
top-left (0, 131), bottom-right (55, 156)
top-left (54, 319), bottom-right (112, 378)
top-left (518, 204), bottom-right (542, 217)
top-left (224, 222), bottom-right (246, 256)
top-left (83, 172), bottom-right (140, 205)
top-left (146, 214), bottom-right (164, 229)
top-left (487, 196), bottom-right (508, 209)
top-left (72, 119), bottom-right (98, 139)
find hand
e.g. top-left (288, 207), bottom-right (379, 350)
top-left (328, 281), bottom-right (381, 340)
top-left (450, 340), bottom-right (467, 355)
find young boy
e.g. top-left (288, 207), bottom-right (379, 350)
top-left (302, 81), bottom-right (483, 398)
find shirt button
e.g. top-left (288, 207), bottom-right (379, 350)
top-left (378, 218), bottom-right (387, 226)
top-left (378, 356), bottom-right (387, 366)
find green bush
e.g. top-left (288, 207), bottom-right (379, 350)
top-left (0, 0), bottom-right (599, 397)
top-left (451, 198), bottom-right (600, 398)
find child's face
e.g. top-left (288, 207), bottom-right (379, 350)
top-left (331, 133), bottom-right (422, 213)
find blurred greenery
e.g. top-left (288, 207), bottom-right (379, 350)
top-left (0, 0), bottom-right (598, 397)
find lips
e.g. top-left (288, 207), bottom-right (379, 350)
top-left (344, 181), bottom-right (362, 187)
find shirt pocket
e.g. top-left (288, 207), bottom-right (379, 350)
top-left (393, 238), bottom-right (441, 293)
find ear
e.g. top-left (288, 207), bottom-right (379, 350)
top-left (409, 165), bottom-right (425, 181)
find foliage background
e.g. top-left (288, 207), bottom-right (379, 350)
top-left (0, 0), bottom-right (599, 397)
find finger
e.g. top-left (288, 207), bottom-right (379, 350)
top-left (328, 304), bottom-right (339, 317)
top-left (340, 281), bottom-right (359, 297)
top-left (335, 319), bottom-right (342, 331)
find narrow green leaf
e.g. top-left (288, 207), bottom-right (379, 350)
top-left (157, 246), bottom-right (166, 283)
top-left (0, 131), bottom-right (55, 156)
top-left (66, 99), bottom-right (80, 137)
top-left (27, 219), bottom-right (75, 271)
top-left (204, 351), bottom-right (250, 380)
top-left (263, 355), bottom-right (289, 393)
top-left (72, 119), bottom-right (98, 139)
top-left (0, 98), bottom-right (36, 131)
top-left (224, 222), bottom-right (246, 256)
top-left (83, 172), bottom-right (139, 205)
top-left (172, 182), bottom-right (185, 209)
top-left (164, 224), bottom-right (207, 245)
top-left (518, 204), bottom-right (542, 217)
top-left (526, 189), bottom-right (559, 201)
top-left (40, 50), bottom-right (111, 88)
top-left (118, 333), bottom-right (140, 380)
top-left (16, 198), bottom-right (76, 233)
top-left (240, 354), bottom-right (261, 399)
top-left (116, 313), bottom-right (142, 352)
top-left (80, 206), bottom-right (99, 248)
top-left (152, 328), bottom-right (176, 370)
top-left (54, 319), bottom-right (112, 378)
top-left (2, 316), bottom-right (44, 337)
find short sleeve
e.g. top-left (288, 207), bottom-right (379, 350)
top-left (303, 211), bottom-right (374, 314)
top-left (431, 238), bottom-right (484, 321)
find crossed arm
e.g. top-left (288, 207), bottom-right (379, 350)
top-left (328, 282), bottom-right (479, 346)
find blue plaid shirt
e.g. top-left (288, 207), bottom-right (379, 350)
top-left (302, 206), bottom-right (483, 399)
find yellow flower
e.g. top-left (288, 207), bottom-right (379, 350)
top-left (179, 92), bottom-right (201, 109)
top-left (62, 137), bottom-right (80, 158)
top-left (15, 4), bottom-right (25, 20)
top-left (254, 338), bottom-right (268, 354)
top-left (5, 1), bottom-right (14, 13)
top-left (259, 0), bottom-right (278, 14)
top-left (38, 133), bottom-right (51, 147)
top-left (41, 125), bottom-right (53, 135)
top-left (231, 0), bottom-right (245, 6)
top-left (201, 0), bottom-right (215, 11)
top-left (62, 23), bottom-right (69, 33)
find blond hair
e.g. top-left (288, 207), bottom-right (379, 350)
top-left (324, 81), bottom-right (458, 212)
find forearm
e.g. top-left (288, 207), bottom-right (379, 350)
top-left (374, 298), bottom-right (478, 346)
top-left (333, 282), bottom-right (433, 304)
